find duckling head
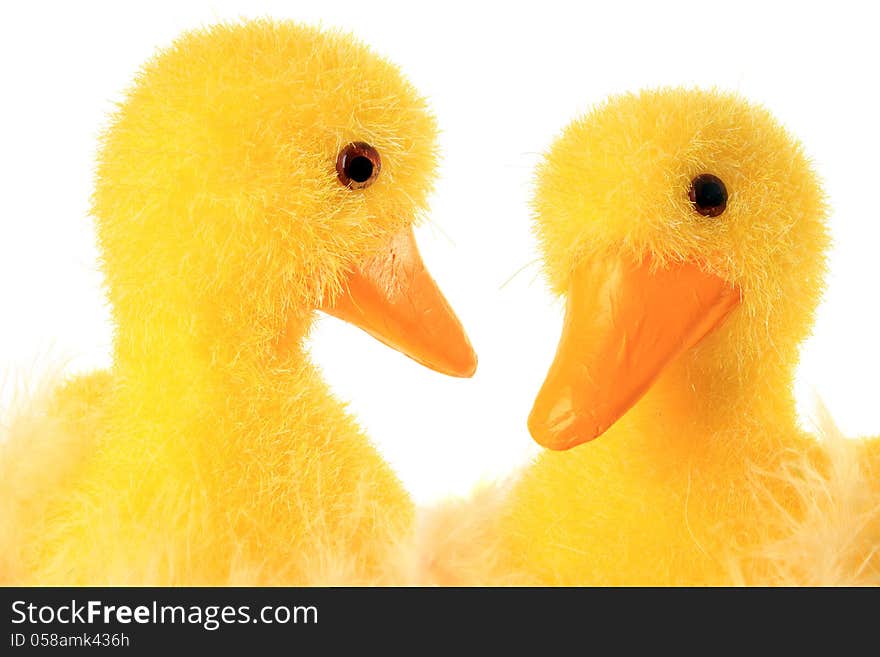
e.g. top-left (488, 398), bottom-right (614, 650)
top-left (94, 20), bottom-right (476, 378)
top-left (529, 88), bottom-right (828, 449)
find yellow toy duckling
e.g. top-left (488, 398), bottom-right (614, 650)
top-left (420, 88), bottom-right (879, 586)
top-left (0, 20), bottom-right (476, 585)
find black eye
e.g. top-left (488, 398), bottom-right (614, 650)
top-left (336, 141), bottom-right (381, 189)
top-left (688, 173), bottom-right (728, 217)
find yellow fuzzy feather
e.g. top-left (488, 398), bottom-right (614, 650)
top-left (1, 19), bottom-right (438, 585)
top-left (417, 89), bottom-right (880, 586)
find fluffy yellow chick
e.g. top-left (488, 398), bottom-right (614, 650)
top-left (0, 20), bottom-right (476, 585)
top-left (420, 88), bottom-right (879, 586)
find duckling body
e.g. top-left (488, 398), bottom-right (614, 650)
top-left (1, 21), bottom-right (475, 585)
top-left (3, 362), bottom-right (411, 584)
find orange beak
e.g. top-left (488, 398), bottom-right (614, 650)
top-left (321, 227), bottom-right (477, 378)
top-left (528, 255), bottom-right (741, 450)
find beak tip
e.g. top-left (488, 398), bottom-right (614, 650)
top-left (527, 405), bottom-right (603, 451)
top-left (443, 349), bottom-right (478, 378)
top-left (463, 349), bottom-right (478, 378)
top-left (461, 361), bottom-right (478, 379)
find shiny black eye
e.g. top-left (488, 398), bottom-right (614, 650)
top-left (336, 141), bottom-right (381, 189)
top-left (688, 173), bottom-right (728, 217)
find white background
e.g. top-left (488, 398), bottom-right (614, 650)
top-left (1, 1), bottom-right (879, 504)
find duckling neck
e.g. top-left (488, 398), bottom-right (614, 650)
top-left (111, 308), bottom-right (328, 443)
top-left (622, 350), bottom-right (803, 461)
